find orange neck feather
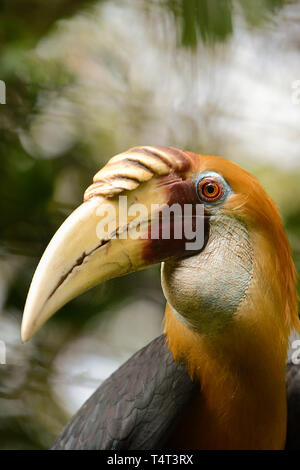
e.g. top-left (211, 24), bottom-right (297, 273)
top-left (163, 228), bottom-right (299, 450)
top-left (164, 304), bottom-right (288, 449)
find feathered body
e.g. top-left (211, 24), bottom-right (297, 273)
top-left (21, 146), bottom-right (299, 450)
top-left (163, 153), bottom-right (299, 449)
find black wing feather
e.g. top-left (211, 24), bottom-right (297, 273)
top-left (285, 361), bottom-right (300, 449)
top-left (52, 335), bottom-right (197, 450)
top-left (52, 335), bottom-right (300, 450)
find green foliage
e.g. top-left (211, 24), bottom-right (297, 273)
top-left (160, 0), bottom-right (287, 47)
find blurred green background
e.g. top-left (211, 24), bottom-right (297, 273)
top-left (0, 0), bottom-right (299, 449)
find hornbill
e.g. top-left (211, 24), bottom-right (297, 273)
top-left (21, 146), bottom-right (300, 450)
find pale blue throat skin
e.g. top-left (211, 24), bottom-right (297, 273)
top-left (161, 213), bottom-right (253, 335)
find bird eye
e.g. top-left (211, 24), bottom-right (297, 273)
top-left (197, 178), bottom-right (223, 202)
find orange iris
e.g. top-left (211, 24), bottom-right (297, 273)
top-left (198, 179), bottom-right (223, 202)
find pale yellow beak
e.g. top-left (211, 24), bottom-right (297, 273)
top-left (21, 145), bottom-right (198, 342)
top-left (21, 182), bottom-right (166, 342)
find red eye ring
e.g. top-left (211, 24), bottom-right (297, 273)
top-left (198, 179), bottom-right (223, 202)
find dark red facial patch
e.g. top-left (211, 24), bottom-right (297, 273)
top-left (142, 175), bottom-right (209, 264)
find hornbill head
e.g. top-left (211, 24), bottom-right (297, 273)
top-left (21, 146), bottom-right (299, 357)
